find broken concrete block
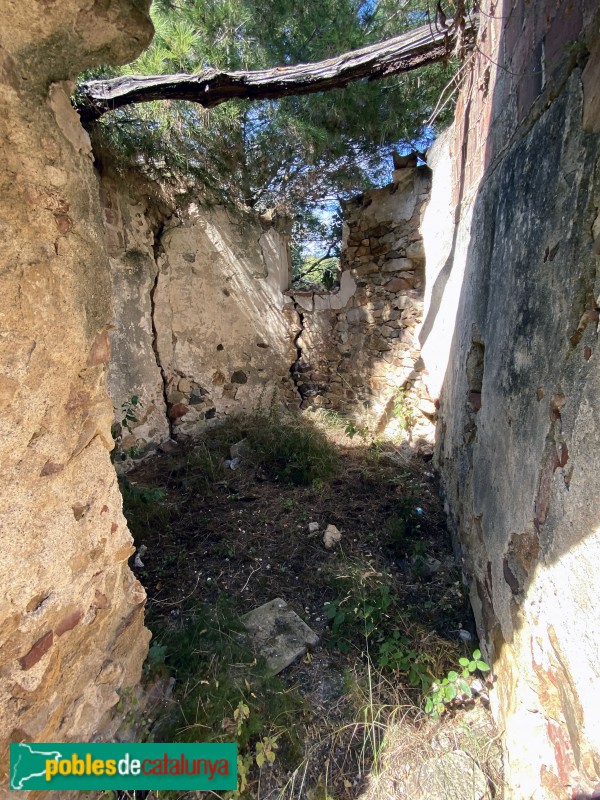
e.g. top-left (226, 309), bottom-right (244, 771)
top-left (241, 598), bottom-right (319, 675)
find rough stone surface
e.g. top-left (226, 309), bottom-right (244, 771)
top-left (241, 598), bottom-right (319, 675)
top-left (0, 0), bottom-right (153, 790)
top-left (288, 171), bottom-right (435, 446)
top-left (421, 2), bottom-right (600, 797)
top-left (103, 176), bottom-right (170, 454)
top-left (323, 524), bottom-right (342, 549)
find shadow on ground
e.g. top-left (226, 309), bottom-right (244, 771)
top-left (116, 409), bottom-right (502, 799)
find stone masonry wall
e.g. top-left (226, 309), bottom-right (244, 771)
top-left (420, 1), bottom-right (600, 797)
top-left (0, 0), bottom-right (153, 790)
top-left (288, 166), bottom-right (435, 445)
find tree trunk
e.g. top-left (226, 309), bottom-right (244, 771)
top-left (75, 17), bottom-right (476, 123)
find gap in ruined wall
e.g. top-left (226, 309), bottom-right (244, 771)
top-left (289, 200), bottom-right (343, 292)
top-left (282, 162), bottom-right (437, 449)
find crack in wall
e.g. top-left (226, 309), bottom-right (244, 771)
top-left (150, 220), bottom-right (174, 439)
top-left (289, 299), bottom-right (306, 407)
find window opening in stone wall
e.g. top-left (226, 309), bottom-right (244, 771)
top-left (289, 201), bottom-right (343, 292)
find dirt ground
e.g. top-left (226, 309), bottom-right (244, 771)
top-left (118, 413), bottom-right (501, 799)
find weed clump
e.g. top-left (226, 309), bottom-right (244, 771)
top-left (119, 477), bottom-right (170, 544)
top-left (242, 410), bottom-right (339, 486)
top-left (195, 408), bottom-right (339, 486)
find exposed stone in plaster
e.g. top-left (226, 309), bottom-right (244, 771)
top-left (106, 195), bottom-right (298, 445)
top-left (287, 170), bottom-right (435, 445)
top-left (103, 178), bottom-right (170, 453)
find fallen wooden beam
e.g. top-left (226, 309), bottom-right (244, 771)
top-left (75, 17), bottom-right (476, 123)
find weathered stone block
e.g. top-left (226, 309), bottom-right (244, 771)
top-left (382, 258), bottom-right (413, 272)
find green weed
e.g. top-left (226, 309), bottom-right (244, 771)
top-left (424, 649), bottom-right (491, 719)
top-left (119, 477), bottom-right (170, 543)
top-left (149, 598), bottom-right (307, 797)
top-left (242, 409), bottom-right (339, 486)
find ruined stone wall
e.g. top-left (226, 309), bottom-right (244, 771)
top-left (0, 0), bottom-right (153, 786)
top-left (420, 1), bottom-right (600, 797)
top-left (106, 170), bottom-right (436, 449)
top-left (105, 182), bottom-right (298, 447)
top-left (288, 169), bottom-right (435, 444)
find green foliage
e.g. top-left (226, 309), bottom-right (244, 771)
top-left (386, 495), bottom-right (421, 552)
top-left (119, 477), bottom-right (170, 543)
top-left (290, 203), bottom-right (343, 289)
top-left (424, 649), bottom-right (491, 719)
top-left (151, 599), bottom-right (305, 796)
top-left (84, 0), bottom-right (459, 215)
top-left (121, 394), bottom-right (142, 434)
top-left (344, 420), bottom-right (370, 440)
top-left (111, 394), bottom-right (149, 462)
top-left (242, 409), bottom-right (339, 485)
top-left (324, 566), bottom-right (435, 693)
top-left (391, 386), bottom-right (416, 432)
top-left (324, 571), bottom-right (398, 651)
top-left (376, 630), bottom-right (433, 690)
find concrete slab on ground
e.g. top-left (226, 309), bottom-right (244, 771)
top-left (241, 598), bottom-right (319, 675)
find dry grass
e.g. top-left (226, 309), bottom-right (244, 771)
top-left (358, 702), bottom-right (503, 800)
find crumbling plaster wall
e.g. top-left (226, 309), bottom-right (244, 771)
top-left (103, 175), bottom-right (171, 452)
top-left (107, 169), bottom-right (437, 451)
top-left (420, 1), bottom-right (600, 797)
top-left (155, 205), bottom-right (299, 434)
top-left (105, 182), bottom-right (298, 446)
top-left (0, 0), bottom-right (153, 785)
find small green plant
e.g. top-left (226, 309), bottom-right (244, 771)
top-left (392, 387), bottom-right (416, 433)
top-left (424, 649), bottom-right (491, 719)
top-left (111, 394), bottom-right (147, 462)
top-left (386, 495), bottom-right (421, 552)
top-left (255, 734), bottom-right (279, 767)
top-left (119, 477), bottom-right (169, 543)
top-left (344, 421), bottom-right (369, 440)
top-left (377, 630), bottom-right (433, 691)
top-left (325, 579), bottom-right (397, 651)
top-left (244, 409), bottom-right (339, 486)
top-left (143, 642), bottom-right (168, 679)
top-left (121, 394), bottom-right (142, 433)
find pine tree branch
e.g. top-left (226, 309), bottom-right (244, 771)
top-left (76, 17), bottom-right (476, 123)
top-left (296, 244), bottom-right (338, 279)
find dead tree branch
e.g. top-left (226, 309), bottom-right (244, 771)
top-left (75, 17), bottom-right (476, 123)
